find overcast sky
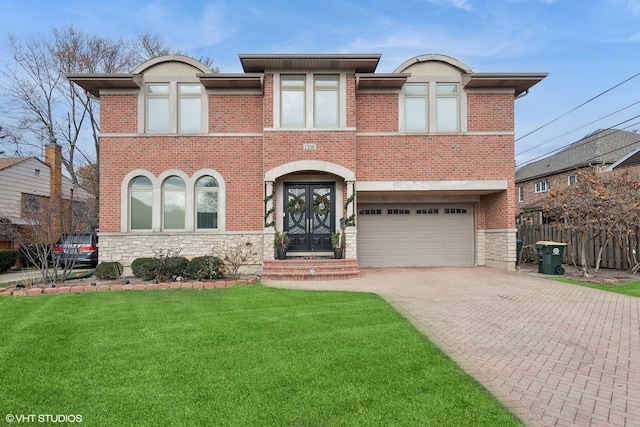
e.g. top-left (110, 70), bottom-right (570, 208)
top-left (3, 0), bottom-right (640, 166)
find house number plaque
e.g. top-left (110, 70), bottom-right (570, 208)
top-left (303, 143), bottom-right (316, 151)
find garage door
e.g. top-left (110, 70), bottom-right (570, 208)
top-left (357, 204), bottom-right (474, 267)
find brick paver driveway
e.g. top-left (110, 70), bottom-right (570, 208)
top-left (264, 266), bottom-right (640, 427)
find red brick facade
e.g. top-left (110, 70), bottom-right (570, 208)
top-left (69, 53), bottom-right (545, 271)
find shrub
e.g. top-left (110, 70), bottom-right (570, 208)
top-left (131, 254), bottom-right (189, 282)
top-left (95, 262), bottom-right (123, 280)
top-left (0, 250), bottom-right (19, 273)
top-left (187, 256), bottom-right (224, 281)
top-left (131, 257), bottom-right (155, 280)
top-left (154, 256), bottom-right (189, 282)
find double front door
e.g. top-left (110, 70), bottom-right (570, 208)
top-left (284, 183), bottom-right (334, 252)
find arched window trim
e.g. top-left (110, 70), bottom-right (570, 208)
top-left (121, 169), bottom-right (226, 233)
top-left (158, 170), bottom-right (190, 231)
top-left (161, 175), bottom-right (187, 231)
top-left (192, 169), bottom-right (226, 232)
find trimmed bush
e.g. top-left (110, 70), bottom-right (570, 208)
top-left (187, 256), bottom-right (224, 281)
top-left (95, 262), bottom-right (124, 280)
top-left (154, 256), bottom-right (189, 282)
top-left (131, 257), bottom-right (155, 280)
top-left (0, 250), bottom-right (19, 273)
top-left (131, 256), bottom-right (189, 282)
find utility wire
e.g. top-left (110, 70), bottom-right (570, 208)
top-left (516, 99), bottom-right (640, 158)
top-left (515, 71), bottom-right (640, 143)
top-left (516, 117), bottom-right (640, 169)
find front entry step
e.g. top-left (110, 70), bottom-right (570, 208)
top-left (261, 259), bottom-right (360, 281)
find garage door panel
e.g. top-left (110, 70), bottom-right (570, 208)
top-left (358, 204), bottom-right (473, 267)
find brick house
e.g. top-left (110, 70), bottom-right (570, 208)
top-left (516, 128), bottom-right (640, 224)
top-left (68, 53), bottom-right (545, 273)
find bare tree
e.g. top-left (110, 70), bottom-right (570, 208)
top-left (544, 168), bottom-right (640, 275)
top-left (6, 194), bottom-right (98, 285)
top-left (1, 26), bottom-right (215, 183)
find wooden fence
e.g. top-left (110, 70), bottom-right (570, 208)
top-left (517, 224), bottom-right (640, 271)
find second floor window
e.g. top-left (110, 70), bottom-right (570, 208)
top-left (404, 83), bottom-right (460, 133)
top-left (518, 186), bottom-right (524, 202)
top-left (535, 181), bottom-right (549, 193)
top-left (405, 84), bottom-right (428, 132)
top-left (281, 76), bottom-right (305, 127)
top-left (568, 174), bottom-right (577, 185)
top-left (145, 83), bottom-right (203, 133)
top-left (314, 76), bottom-right (339, 127)
top-left (280, 74), bottom-right (340, 128)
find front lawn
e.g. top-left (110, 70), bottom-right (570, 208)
top-left (552, 277), bottom-right (640, 297)
top-left (0, 286), bottom-right (519, 426)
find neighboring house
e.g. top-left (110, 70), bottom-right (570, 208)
top-left (0, 143), bottom-right (93, 249)
top-left (516, 128), bottom-right (640, 224)
top-left (67, 53), bottom-right (545, 272)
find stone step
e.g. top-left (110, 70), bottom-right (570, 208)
top-left (261, 259), bottom-right (360, 281)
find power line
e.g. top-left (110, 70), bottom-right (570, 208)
top-left (516, 117), bottom-right (640, 169)
top-left (516, 99), bottom-right (640, 158)
top-left (515, 71), bottom-right (640, 143)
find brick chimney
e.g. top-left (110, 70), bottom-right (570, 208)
top-left (45, 142), bottom-right (63, 239)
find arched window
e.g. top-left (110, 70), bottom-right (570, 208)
top-left (163, 176), bottom-right (186, 230)
top-left (129, 176), bottom-right (153, 230)
top-left (195, 176), bottom-right (218, 229)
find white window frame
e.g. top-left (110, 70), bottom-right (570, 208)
top-left (313, 75), bottom-right (339, 128)
top-left (121, 169), bottom-right (225, 233)
top-left (273, 73), bottom-right (346, 129)
top-left (162, 176), bottom-right (186, 231)
top-left (280, 75), bottom-right (306, 128)
top-left (195, 175), bottom-right (219, 230)
top-left (400, 80), bottom-right (463, 133)
top-left (129, 176), bottom-right (154, 231)
top-left (568, 174), bottom-right (578, 185)
top-left (535, 181), bottom-right (549, 193)
top-left (142, 81), bottom-right (207, 134)
top-left (518, 186), bottom-right (524, 203)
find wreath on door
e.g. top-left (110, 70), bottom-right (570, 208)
top-left (287, 196), bottom-right (306, 214)
top-left (313, 194), bottom-right (331, 216)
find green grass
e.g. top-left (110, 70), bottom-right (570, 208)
top-left (0, 286), bottom-right (519, 426)
top-left (552, 278), bottom-right (640, 297)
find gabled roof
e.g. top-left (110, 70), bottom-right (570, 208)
top-left (516, 129), bottom-right (640, 182)
top-left (0, 157), bottom-right (33, 170)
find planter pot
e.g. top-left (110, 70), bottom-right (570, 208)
top-left (333, 247), bottom-right (343, 259)
top-left (276, 248), bottom-right (287, 260)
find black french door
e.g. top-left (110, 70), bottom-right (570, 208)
top-left (284, 183), bottom-right (334, 252)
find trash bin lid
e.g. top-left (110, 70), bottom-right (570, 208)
top-left (535, 241), bottom-right (567, 246)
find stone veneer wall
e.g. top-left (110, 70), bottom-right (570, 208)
top-left (480, 228), bottom-right (517, 271)
top-left (99, 232), bottom-right (265, 275)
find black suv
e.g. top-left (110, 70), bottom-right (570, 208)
top-left (53, 232), bottom-right (99, 268)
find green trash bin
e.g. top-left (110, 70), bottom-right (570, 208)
top-left (535, 241), bottom-right (567, 275)
top-left (516, 239), bottom-right (523, 266)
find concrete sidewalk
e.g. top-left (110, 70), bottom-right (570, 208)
top-left (264, 267), bottom-right (640, 427)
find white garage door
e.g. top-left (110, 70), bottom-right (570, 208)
top-left (357, 204), bottom-right (474, 267)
